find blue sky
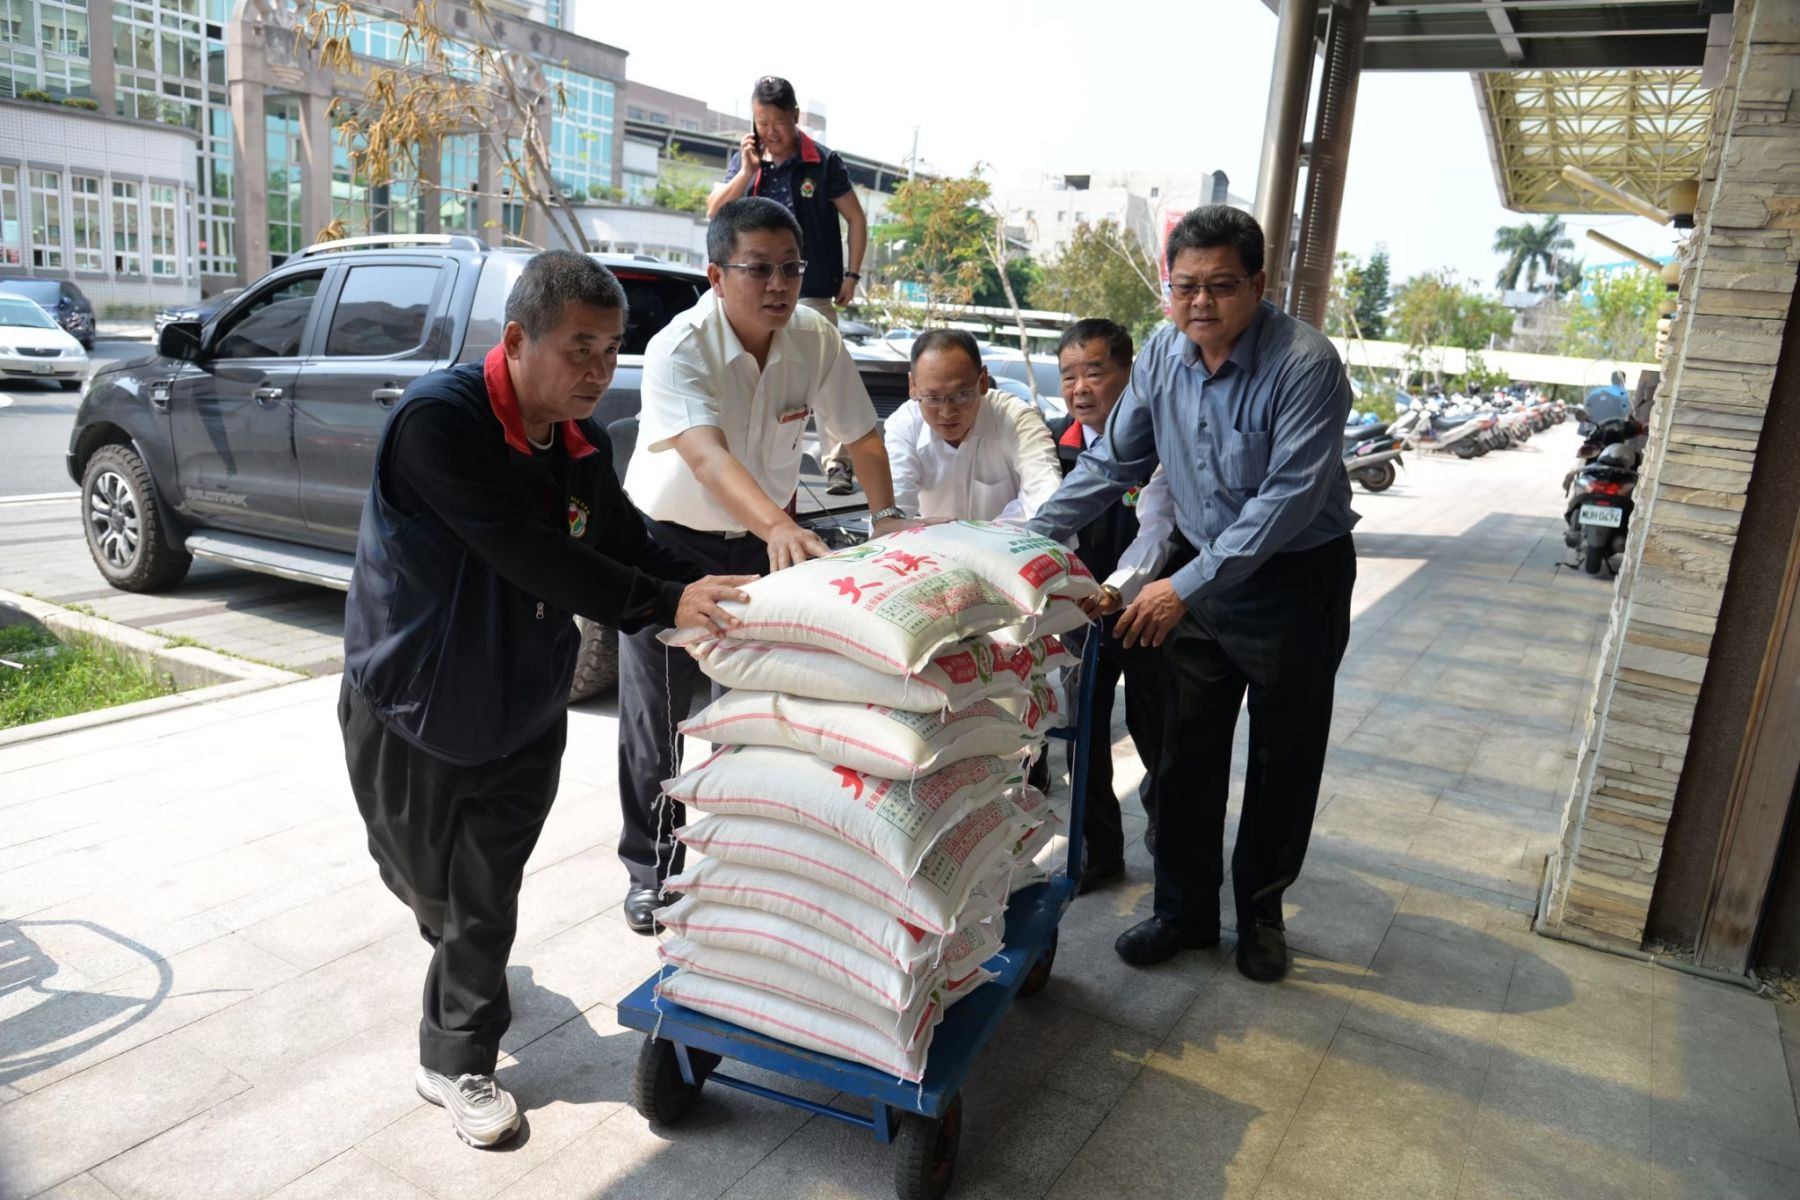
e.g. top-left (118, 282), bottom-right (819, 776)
top-left (579, 0), bottom-right (1686, 289)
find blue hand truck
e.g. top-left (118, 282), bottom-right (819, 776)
top-left (615, 629), bottom-right (1102, 1200)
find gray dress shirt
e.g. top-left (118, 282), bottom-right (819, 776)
top-left (1028, 300), bottom-right (1358, 603)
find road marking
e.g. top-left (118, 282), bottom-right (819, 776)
top-left (0, 491), bottom-right (80, 505)
top-left (0, 393), bottom-right (13, 409)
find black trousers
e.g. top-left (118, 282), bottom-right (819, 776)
top-left (1152, 534), bottom-right (1356, 934)
top-left (1064, 620), bottom-right (1167, 870)
top-left (616, 519), bottom-right (768, 890)
top-left (340, 679), bottom-right (565, 1077)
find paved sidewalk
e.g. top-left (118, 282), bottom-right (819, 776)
top-left (2, 427), bottom-right (1797, 1199)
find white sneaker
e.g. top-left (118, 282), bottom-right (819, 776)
top-left (414, 1065), bottom-right (521, 1147)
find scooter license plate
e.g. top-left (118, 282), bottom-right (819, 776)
top-left (1580, 504), bottom-right (1623, 528)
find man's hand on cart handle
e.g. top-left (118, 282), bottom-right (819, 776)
top-left (676, 574), bottom-right (758, 634)
top-left (1114, 579), bottom-right (1184, 649)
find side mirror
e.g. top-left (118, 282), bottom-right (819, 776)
top-left (1572, 405), bottom-right (1590, 423)
top-left (156, 319), bottom-right (203, 362)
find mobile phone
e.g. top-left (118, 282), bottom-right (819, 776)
top-left (753, 130), bottom-right (772, 170)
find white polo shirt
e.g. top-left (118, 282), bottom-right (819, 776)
top-left (624, 293), bottom-right (878, 533)
top-left (883, 389), bottom-right (1062, 523)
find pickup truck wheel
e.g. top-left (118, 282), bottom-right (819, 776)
top-left (81, 443), bottom-right (191, 592)
top-left (568, 617), bottom-right (619, 703)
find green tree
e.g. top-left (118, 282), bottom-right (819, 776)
top-left (1391, 269), bottom-right (1515, 385)
top-left (1562, 268), bottom-right (1661, 361)
top-left (972, 254), bottom-right (1039, 310)
top-left (648, 142), bottom-right (711, 215)
top-left (1355, 245), bottom-right (1390, 339)
top-left (872, 173), bottom-right (991, 319)
top-left (1035, 219), bottom-right (1165, 341)
top-left (1493, 215), bottom-right (1574, 293)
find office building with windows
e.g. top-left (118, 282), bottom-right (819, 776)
top-left (0, 0), bottom-right (618, 304)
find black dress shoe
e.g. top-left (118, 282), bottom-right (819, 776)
top-left (1076, 859), bottom-right (1124, 895)
top-left (1236, 919), bottom-right (1291, 982)
top-left (1114, 917), bottom-right (1220, 966)
top-left (624, 886), bottom-right (669, 936)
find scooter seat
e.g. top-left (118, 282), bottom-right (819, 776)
top-left (1345, 422), bottom-right (1391, 442)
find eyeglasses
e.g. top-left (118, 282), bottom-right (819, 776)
top-left (913, 390), bottom-right (983, 411)
top-left (719, 260), bottom-right (807, 282)
top-left (1169, 275), bottom-right (1251, 300)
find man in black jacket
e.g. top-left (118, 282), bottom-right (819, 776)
top-left (341, 251), bottom-right (751, 1149)
top-left (1051, 320), bottom-right (1175, 892)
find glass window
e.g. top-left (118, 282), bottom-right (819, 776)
top-left (0, 165), bottom-right (20, 266)
top-left (438, 133), bottom-right (479, 234)
top-left (265, 94), bottom-right (303, 262)
top-left (111, 179), bottom-right (141, 273)
top-left (69, 174), bottom-right (102, 271)
top-left (38, 5), bottom-right (85, 56)
top-left (543, 65), bottom-right (616, 204)
top-left (29, 169), bottom-right (62, 269)
top-left (0, 0), bottom-right (28, 45)
top-left (615, 272), bottom-right (704, 356)
top-left (324, 264), bottom-right (439, 357)
top-left (148, 183), bottom-right (177, 275)
top-left (214, 272), bottom-right (321, 359)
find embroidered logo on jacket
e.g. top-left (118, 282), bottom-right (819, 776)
top-left (568, 498), bottom-right (590, 538)
top-left (800, 178), bottom-right (816, 199)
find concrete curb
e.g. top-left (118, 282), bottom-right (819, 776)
top-left (0, 589), bottom-right (307, 747)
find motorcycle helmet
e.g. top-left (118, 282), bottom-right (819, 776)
top-left (1597, 444), bottom-right (1637, 469)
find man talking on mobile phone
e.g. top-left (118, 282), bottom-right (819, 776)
top-left (708, 74), bottom-right (868, 495)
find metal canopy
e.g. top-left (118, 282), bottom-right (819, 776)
top-left (1476, 69), bottom-right (1713, 211)
top-left (1260, 1), bottom-right (1724, 72)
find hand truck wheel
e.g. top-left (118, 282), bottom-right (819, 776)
top-left (1018, 932), bottom-right (1057, 999)
top-left (633, 1037), bottom-right (719, 1125)
top-left (893, 1092), bottom-right (962, 1200)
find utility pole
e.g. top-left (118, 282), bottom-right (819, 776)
top-left (907, 127), bottom-right (919, 181)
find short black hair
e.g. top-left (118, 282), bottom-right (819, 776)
top-left (707, 197), bottom-right (804, 265)
top-left (909, 328), bottom-right (982, 371)
top-left (505, 250), bottom-right (627, 340)
top-left (1165, 205), bottom-right (1265, 275)
top-left (751, 75), bottom-right (798, 111)
top-left (1057, 318), bottom-right (1133, 370)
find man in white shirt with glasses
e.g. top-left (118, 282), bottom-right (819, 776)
top-left (617, 197), bottom-right (905, 933)
top-left (882, 329), bottom-right (1061, 523)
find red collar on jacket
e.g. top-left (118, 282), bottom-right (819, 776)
top-left (752, 130), bottom-right (825, 195)
top-left (1058, 419), bottom-right (1089, 450)
top-left (483, 343), bottom-right (598, 460)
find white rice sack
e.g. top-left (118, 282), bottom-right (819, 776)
top-left (676, 813), bottom-right (1013, 938)
top-left (991, 597), bottom-right (1093, 644)
top-left (882, 521), bottom-right (1100, 612)
top-left (656, 969), bottom-right (934, 1081)
top-left (658, 932), bottom-right (992, 1056)
top-left (691, 636), bottom-right (1073, 714)
top-left (666, 745), bottom-right (1023, 880)
top-left (681, 692), bottom-right (1041, 780)
top-left (666, 546), bottom-right (1024, 674)
top-left (993, 677), bottom-right (1062, 735)
top-left (658, 896), bottom-right (1002, 1013)
top-left (666, 858), bottom-right (958, 972)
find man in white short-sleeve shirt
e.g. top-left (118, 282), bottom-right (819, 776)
top-left (615, 197), bottom-right (905, 933)
top-left (881, 329), bottom-right (1062, 523)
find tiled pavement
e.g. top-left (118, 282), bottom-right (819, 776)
top-left (2, 426), bottom-right (1797, 1199)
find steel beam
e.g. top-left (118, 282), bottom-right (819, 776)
top-left (1290, 0), bottom-right (1371, 330)
top-left (1252, 0), bottom-right (1320, 306)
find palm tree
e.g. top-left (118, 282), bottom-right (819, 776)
top-left (1493, 215), bottom-right (1575, 292)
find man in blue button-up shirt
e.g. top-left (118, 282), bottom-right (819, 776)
top-left (1030, 206), bottom-right (1358, 982)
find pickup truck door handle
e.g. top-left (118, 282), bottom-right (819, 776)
top-left (252, 385), bottom-right (284, 405)
top-left (373, 386), bottom-right (404, 407)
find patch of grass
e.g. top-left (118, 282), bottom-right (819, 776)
top-left (0, 627), bottom-right (180, 729)
top-left (62, 602), bottom-right (98, 617)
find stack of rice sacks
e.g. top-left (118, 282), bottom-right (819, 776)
top-left (655, 521), bottom-right (1097, 1081)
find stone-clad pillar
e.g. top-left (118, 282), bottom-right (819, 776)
top-left (1544, 0), bottom-right (1800, 947)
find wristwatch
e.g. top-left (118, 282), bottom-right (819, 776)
top-left (870, 506), bottom-right (907, 523)
top-left (843, 271), bottom-right (861, 280)
top-left (1099, 584), bottom-right (1123, 608)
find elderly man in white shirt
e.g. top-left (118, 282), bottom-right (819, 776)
top-left (617, 197), bottom-right (906, 933)
top-left (883, 329), bottom-right (1062, 523)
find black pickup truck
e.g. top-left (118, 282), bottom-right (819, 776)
top-left (66, 234), bottom-right (907, 696)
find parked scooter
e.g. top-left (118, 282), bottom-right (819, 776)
top-left (1563, 413), bottom-right (1644, 575)
top-left (1343, 421), bottom-right (1406, 493)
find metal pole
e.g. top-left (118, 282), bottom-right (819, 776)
top-left (1253, 0), bottom-right (1318, 306)
top-left (1289, 0), bottom-right (1371, 330)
